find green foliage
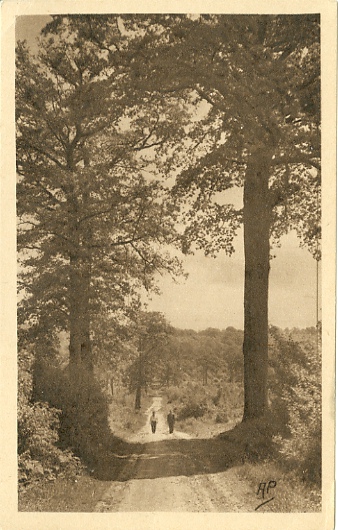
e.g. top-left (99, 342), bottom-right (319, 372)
top-left (16, 16), bottom-right (187, 369)
top-left (18, 402), bottom-right (81, 485)
top-left (162, 327), bottom-right (244, 425)
top-left (19, 474), bottom-right (109, 512)
top-left (123, 14), bottom-right (320, 421)
top-left (128, 14), bottom-right (321, 257)
top-left (161, 327), bottom-right (243, 386)
top-left (108, 390), bottom-right (153, 437)
top-left (269, 326), bottom-right (321, 485)
top-left (178, 401), bottom-right (208, 421)
top-left (33, 362), bottom-right (112, 467)
top-left (166, 380), bottom-right (243, 425)
top-left (18, 348), bottom-right (82, 486)
top-left (166, 383), bottom-right (208, 420)
top-left (237, 460), bottom-right (321, 511)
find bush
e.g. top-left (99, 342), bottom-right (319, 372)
top-left (166, 386), bottom-right (185, 403)
top-left (18, 350), bottom-right (82, 486)
top-left (269, 327), bottom-right (321, 486)
top-left (164, 381), bottom-right (243, 427)
top-left (166, 382), bottom-right (210, 420)
top-left (32, 361), bottom-right (113, 468)
top-left (178, 401), bottom-right (208, 420)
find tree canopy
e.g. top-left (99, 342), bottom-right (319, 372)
top-left (16, 16), bottom-right (188, 371)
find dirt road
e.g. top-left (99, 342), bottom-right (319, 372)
top-left (95, 396), bottom-right (256, 512)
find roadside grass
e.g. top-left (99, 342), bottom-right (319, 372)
top-left (176, 416), bottom-right (239, 438)
top-left (237, 460), bottom-right (321, 512)
top-left (108, 390), bottom-right (154, 438)
top-left (18, 473), bottom-right (109, 512)
top-left (176, 410), bottom-right (321, 513)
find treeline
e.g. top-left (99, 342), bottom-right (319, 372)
top-left (124, 325), bottom-right (245, 398)
top-left (121, 322), bottom-right (318, 400)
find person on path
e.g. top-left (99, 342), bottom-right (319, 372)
top-left (150, 410), bottom-right (158, 434)
top-left (167, 410), bottom-right (175, 434)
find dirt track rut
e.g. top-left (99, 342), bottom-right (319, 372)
top-left (95, 396), bottom-right (255, 512)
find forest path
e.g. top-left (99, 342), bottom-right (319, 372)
top-left (95, 396), bottom-right (256, 512)
top-left (127, 395), bottom-right (191, 443)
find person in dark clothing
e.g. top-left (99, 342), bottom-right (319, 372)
top-left (167, 410), bottom-right (175, 434)
top-left (150, 410), bottom-right (158, 433)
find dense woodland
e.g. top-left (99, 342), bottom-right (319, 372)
top-left (17, 14), bottom-right (321, 501)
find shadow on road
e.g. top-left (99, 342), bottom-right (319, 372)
top-left (93, 431), bottom-right (246, 482)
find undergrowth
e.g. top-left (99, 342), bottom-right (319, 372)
top-left (18, 474), bottom-right (108, 512)
top-left (18, 348), bottom-right (83, 489)
top-left (165, 381), bottom-right (243, 427)
top-left (108, 389), bottom-right (154, 437)
top-left (237, 460), bottom-right (321, 512)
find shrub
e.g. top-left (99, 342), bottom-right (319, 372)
top-left (165, 381), bottom-right (243, 426)
top-left (166, 386), bottom-right (185, 403)
top-left (18, 349), bottom-right (82, 486)
top-left (178, 400), bottom-right (208, 420)
top-left (167, 382), bottom-right (210, 420)
top-left (269, 327), bottom-right (321, 486)
top-left (33, 362), bottom-right (112, 467)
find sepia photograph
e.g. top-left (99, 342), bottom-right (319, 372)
top-left (0, 2), bottom-right (336, 529)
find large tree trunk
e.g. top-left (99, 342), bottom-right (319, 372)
top-left (69, 252), bottom-right (93, 375)
top-left (242, 149), bottom-right (272, 422)
top-left (67, 158), bottom-right (93, 375)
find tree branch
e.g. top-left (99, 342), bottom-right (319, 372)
top-left (18, 141), bottom-right (67, 169)
top-left (271, 154), bottom-right (320, 171)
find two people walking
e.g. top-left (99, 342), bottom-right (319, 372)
top-left (149, 408), bottom-right (175, 434)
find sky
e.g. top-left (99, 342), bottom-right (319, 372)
top-left (16, 16), bottom-right (51, 52)
top-left (143, 230), bottom-right (319, 331)
top-left (16, 15), bottom-right (321, 331)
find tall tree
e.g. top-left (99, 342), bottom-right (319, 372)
top-left (117, 14), bottom-right (321, 420)
top-left (16, 16), bottom-right (187, 376)
top-left (127, 311), bottom-right (169, 409)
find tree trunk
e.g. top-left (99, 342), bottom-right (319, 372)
top-left (242, 149), bottom-right (272, 422)
top-left (69, 252), bottom-right (93, 375)
top-left (67, 168), bottom-right (93, 376)
top-left (135, 384), bottom-right (141, 410)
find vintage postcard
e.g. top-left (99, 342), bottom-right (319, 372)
top-left (1, 1), bottom-right (336, 529)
